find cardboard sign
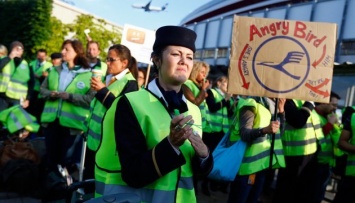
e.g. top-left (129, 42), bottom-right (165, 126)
top-left (121, 24), bottom-right (155, 65)
top-left (228, 16), bottom-right (337, 103)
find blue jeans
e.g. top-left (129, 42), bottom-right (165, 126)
top-left (227, 170), bottom-right (267, 203)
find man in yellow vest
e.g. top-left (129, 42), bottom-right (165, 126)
top-left (87, 41), bottom-right (107, 81)
top-left (0, 41), bottom-right (34, 112)
top-left (27, 49), bottom-right (53, 123)
top-left (313, 92), bottom-right (341, 202)
top-left (274, 99), bottom-right (323, 203)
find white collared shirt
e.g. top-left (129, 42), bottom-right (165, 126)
top-left (105, 68), bottom-right (129, 86)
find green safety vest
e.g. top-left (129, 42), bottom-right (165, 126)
top-left (0, 105), bottom-right (39, 134)
top-left (92, 61), bottom-right (107, 82)
top-left (41, 68), bottom-right (91, 131)
top-left (6, 60), bottom-right (30, 100)
top-left (316, 113), bottom-right (335, 166)
top-left (184, 80), bottom-right (211, 132)
top-left (345, 109), bottom-right (355, 176)
top-left (0, 57), bottom-right (15, 93)
top-left (95, 89), bottom-right (202, 203)
top-left (87, 72), bottom-right (136, 151)
top-left (282, 100), bottom-right (323, 156)
top-left (230, 98), bottom-right (285, 175)
top-left (29, 60), bottom-right (53, 92)
top-left (207, 88), bottom-right (230, 133)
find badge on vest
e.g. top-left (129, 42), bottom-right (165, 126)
top-left (20, 64), bottom-right (26, 69)
top-left (76, 81), bottom-right (85, 89)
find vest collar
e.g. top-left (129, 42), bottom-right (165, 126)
top-left (147, 78), bottom-right (188, 114)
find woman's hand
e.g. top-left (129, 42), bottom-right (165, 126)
top-left (188, 132), bottom-right (209, 158)
top-left (57, 92), bottom-right (70, 100)
top-left (169, 114), bottom-right (194, 148)
top-left (262, 121), bottom-right (280, 134)
top-left (91, 77), bottom-right (105, 91)
top-left (277, 98), bottom-right (286, 113)
top-left (202, 79), bottom-right (210, 90)
top-left (50, 91), bottom-right (59, 99)
top-left (21, 99), bottom-right (29, 108)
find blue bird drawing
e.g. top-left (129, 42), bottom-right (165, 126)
top-left (257, 51), bottom-right (305, 80)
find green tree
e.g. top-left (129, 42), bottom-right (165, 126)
top-left (42, 17), bottom-right (69, 55)
top-left (0, 0), bottom-right (53, 60)
top-left (67, 14), bottom-right (121, 59)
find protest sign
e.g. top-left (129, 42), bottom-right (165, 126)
top-left (121, 24), bottom-right (155, 65)
top-left (228, 16), bottom-right (337, 103)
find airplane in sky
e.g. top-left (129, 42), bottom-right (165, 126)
top-left (132, 0), bottom-right (168, 12)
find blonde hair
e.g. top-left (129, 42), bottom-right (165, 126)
top-left (189, 61), bottom-right (210, 83)
top-left (0, 44), bottom-right (8, 57)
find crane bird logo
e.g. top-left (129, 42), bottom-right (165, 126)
top-left (252, 36), bottom-right (310, 93)
top-left (257, 51), bottom-right (305, 80)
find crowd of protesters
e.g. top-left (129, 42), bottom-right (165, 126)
top-left (0, 25), bottom-right (354, 203)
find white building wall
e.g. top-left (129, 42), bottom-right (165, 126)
top-left (52, 0), bottom-right (123, 33)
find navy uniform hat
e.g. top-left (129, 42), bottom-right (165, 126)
top-left (153, 26), bottom-right (197, 53)
top-left (50, 52), bottom-right (62, 60)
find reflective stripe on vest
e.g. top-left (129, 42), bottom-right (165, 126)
top-left (231, 98), bottom-right (285, 175)
top-left (95, 176), bottom-right (194, 202)
top-left (0, 59), bottom-right (15, 93)
top-left (0, 105), bottom-right (39, 134)
top-left (95, 90), bottom-right (201, 202)
top-left (41, 68), bottom-right (91, 131)
top-left (282, 100), bottom-right (318, 156)
top-left (6, 60), bottom-right (30, 99)
top-left (207, 88), bottom-right (230, 133)
top-left (345, 113), bottom-right (355, 176)
top-left (87, 73), bottom-right (136, 151)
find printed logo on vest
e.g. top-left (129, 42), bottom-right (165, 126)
top-left (76, 81), bottom-right (85, 89)
top-left (20, 64), bottom-right (26, 69)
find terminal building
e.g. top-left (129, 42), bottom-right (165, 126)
top-left (180, 0), bottom-right (355, 107)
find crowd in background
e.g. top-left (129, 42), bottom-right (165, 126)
top-left (0, 25), bottom-right (355, 203)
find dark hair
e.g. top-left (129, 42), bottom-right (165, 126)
top-left (331, 91), bottom-right (340, 100)
top-left (37, 48), bottom-right (47, 54)
top-left (61, 39), bottom-right (90, 69)
top-left (138, 68), bottom-right (147, 79)
top-left (109, 44), bottom-right (138, 79)
top-left (212, 75), bottom-right (227, 88)
top-left (86, 41), bottom-right (101, 51)
top-left (315, 91), bottom-right (341, 106)
top-left (150, 50), bottom-right (164, 76)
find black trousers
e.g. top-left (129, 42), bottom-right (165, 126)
top-left (43, 119), bottom-right (82, 171)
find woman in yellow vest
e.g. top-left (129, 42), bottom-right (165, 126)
top-left (200, 75), bottom-right (234, 194)
top-left (181, 60), bottom-right (211, 195)
top-left (227, 97), bottom-right (286, 203)
top-left (95, 26), bottom-right (213, 203)
top-left (40, 39), bottom-right (95, 172)
top-left (85, 44), bottom-right (139, 184)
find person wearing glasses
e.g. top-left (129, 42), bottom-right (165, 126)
top-left (40, 39), bottom-right (95, 172)
top-left (85, 44), bottom-right (139, 185)
top-left (94, 26), bottom-right (212, 202)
